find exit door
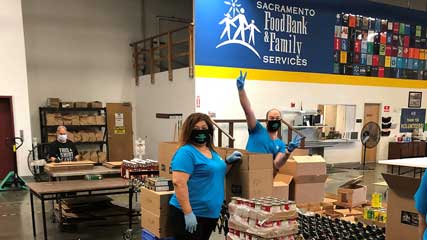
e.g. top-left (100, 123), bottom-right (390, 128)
top-left (362, 103), bottom-right (380, 163)
top-left (0, 97), bottom-right (16, 179)
top-left (106, 103), bottom-right (133, 161)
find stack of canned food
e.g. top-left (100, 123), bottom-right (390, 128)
top-left (227, 197), bottom-right (299, 240)
top-left (363, 192), bottom-right (386, 224)
top-left (121, 159), bottom-right (159, 179)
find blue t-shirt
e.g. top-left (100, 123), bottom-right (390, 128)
top-left (415, 171), bottom-right (427, 240)
top-left (246, 121), bottom-right (286, 158)
top-left (169, 144), bottom-right (226, 218)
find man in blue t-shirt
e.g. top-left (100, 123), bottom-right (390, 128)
top-left (236, 71), bottom-right (302, 173)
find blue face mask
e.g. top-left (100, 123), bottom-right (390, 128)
top-left (191, 129), bottom-right (210, 144)
top-left (58, 134), bottom-right (67, 143)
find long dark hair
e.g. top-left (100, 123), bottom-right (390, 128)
top-left (179, 113), bottom-right (215, 149)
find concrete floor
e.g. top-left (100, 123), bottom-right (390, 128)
top-left (0, 164), bottom-right (398, 240)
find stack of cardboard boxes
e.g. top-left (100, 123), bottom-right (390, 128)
top-left (140, 187), bottom-right (174, 238)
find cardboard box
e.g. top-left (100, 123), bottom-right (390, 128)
top-left (272, 181), bottom-right (289, 201)
top-left (226, 149), bottom-right (272, 171)
top-left (79, 115), bottom-right (89, 125)
top-left (48, 133), bottom-right (56, 143)
top-left (66, 132), bottom-right (74, 142)
top-left (46, 113), bottom-right (62, 126)
top-left (225, 168), bottom-right (273, 202)
top-left (73, 132), bottom-right (82, 142)
top-left (62, 115), bottom-right (73, 125)
top-left (140, 187), bottom-right (174, 216)
top-left (46, 98), bottom-right (60, 108)
top-left (90, 151), bottom-right (98, 163)
top-left (96, 115), bottom-right (105, 125)
top-left (89, 101), bottom-right (102, 108)
top-left (383, 173), bottom-right (421, 240)
top-left (87, 132), bottom-right (96, 142)
top-left (336, 176), bottom-right (367, 208)
top-left (95, 131), bottom-right (103, 141)
top-left (71, 115), bottom-right (80, 125)
top-left (87, 115), bottom-right (97, 125)
top-left (98, 152), bottom-right (107, 163)
top-left (141, 209), bottom-right (172, 238)
top-left (158, 142), bottom-right (180, 178)
top-left (75, 102), bottom-right (88, 108)
top-left (279, 155), bottom-right (327, 204)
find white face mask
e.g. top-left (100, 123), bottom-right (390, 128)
top-left (57, 134), bottom-right (67, 143)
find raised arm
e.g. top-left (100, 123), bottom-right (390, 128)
top-left (237, 71), bottom-right (257, 130)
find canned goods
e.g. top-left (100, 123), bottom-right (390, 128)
top-left (373, 209), bottom-right (380, 221)
top-left (378, 209), bottom-right (387, 223)
top-left (261, 203), bottom-right (272, 212)
top-left (372, 192), bottom-right (383, 208)
top-left (247, 200), bottom-right (255, 208)
top-left (282, 201), bottom-right (290, 211)
top-left (248, 218), bottom-right (256, 227)
top-left (363, 207), bottom-right (369, 219)
top-left (254, 201), bottom-right (262, 210)
top-left (272, 203), bottom-right (281, 213)
top-left (231, 197), bottom-right (239, 205)
top-left (367, 208), bottom-right (374, 220)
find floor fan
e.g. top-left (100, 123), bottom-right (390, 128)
top-left (354, 121), bottom-right (381, 171)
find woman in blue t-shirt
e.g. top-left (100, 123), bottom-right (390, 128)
top-left (169, 113), bottom-right (242, 240)
top-left (236, 71), bottom-right (302, 175)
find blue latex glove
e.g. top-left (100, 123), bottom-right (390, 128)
top-left (287, 135), bottom-right (302, 152)
top-left (184, 212), bottom-right (198, 233)
top-left (236, 70), bottom-right (247, 90)
top-left (226, 151), bottom-right (242, 164)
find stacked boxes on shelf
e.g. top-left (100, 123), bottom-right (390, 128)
top-left (227, 197), bottom-right (298, 240)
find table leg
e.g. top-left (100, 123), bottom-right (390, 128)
top-left (41, 195), bottom-right (48, 240)
top-left (414, 168), bottom-right (417, 178)
top-left (391, 166), bottom-right (394, 174)
top-left (58, 195), bottom-right (63, 227)
top-left (129, 188), bottom-right (133, 229)
top-left (398, 166), bottom-right (401, 175)
top-left (30, 192), bottom-right (36, 237)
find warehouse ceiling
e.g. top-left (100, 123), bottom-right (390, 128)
top-left (369, 0), bottom-right (427, 11)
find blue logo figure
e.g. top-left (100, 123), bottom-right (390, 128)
top-left (216, 1), bottom-right (261, 58)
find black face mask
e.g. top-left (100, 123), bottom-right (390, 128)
top-left (190, 129), bottom-right (210, 144)
top-left (267, 120), bottom-right (281, 132)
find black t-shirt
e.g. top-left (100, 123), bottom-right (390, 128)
top-left (48, 140), bottom-right (79, 161)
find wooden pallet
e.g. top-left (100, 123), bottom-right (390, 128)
top-left (102, 161), bottom-right (122, 169)
top-left (45, 161), bottom-right (95, 172)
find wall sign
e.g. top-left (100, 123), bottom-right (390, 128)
top-left (383, 105), bottom-right (390, 112)
top-left (195, 0), bottom-right (427, 80)
top-left (408, 91), bottom-right (422, 108)
top-left (400, 108), bottom-right (426, 132)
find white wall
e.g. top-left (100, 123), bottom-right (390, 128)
top-left (142, 0), bottom-right (192, 38)
top-left (135, 68), bottom-right (195, 159)
top-left (22, 0), bottom-right (143, 140)
top-left (195, 77), bottom-right (427, 163)
top-left (0, 0), bottom-right (33, 176)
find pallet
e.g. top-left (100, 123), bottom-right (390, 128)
top-left (102, 161), bottom-right (122, 169)
top-left (45, 161), bottom-right (95, 172)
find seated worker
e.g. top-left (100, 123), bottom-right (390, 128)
top-left (415, 171), bottom-right (427, 239)
top-left (236, 71), bottom-right (302, 174)
top-left (48, 126), bottom-right (80, 162)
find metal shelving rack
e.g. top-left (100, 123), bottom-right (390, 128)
top-left (39, 107), bottom-right (109, 161)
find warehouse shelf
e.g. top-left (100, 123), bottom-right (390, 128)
top-left (39, 106), bottom-right (109, 161)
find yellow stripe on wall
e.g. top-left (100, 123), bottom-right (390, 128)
top-left (195, 65), bottom-right (427, 89)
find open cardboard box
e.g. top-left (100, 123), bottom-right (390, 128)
top-left (383, 173), bottom-right (421, 240)
top-left (336, 176), bottom-right (367, 208)
top-left (278, 155), bottom-right (327, 204)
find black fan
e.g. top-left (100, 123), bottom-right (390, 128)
top-left (357, 122), bottom-right (381, 170)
